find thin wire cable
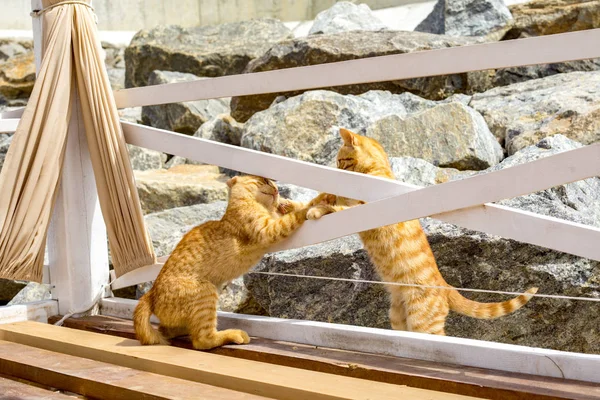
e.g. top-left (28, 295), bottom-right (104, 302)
top-left (248, 271), bottom-right (600, 303)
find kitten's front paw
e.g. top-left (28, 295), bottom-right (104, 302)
top-left (228, 329), bottom-right (251, 345)
top-left (277, 199), bottom-right (295, 215)
top-left (308, 193), bottom-right (336, 207)
top-left (307, 205), bottom-right (334, 220)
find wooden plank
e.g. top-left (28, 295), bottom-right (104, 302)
top-left (0, 375), bottom-right (75, 399)
top-left (0, 300), bottom-right (58, 324)
top-left (0, 340), bottom-right (266, 400)
top-left (0, 118), bottom-right (19, 133)
top-left (98, 298), bottom-right (600, 385)
top-left (113, 29), bottom-right (600, 108)
top-left (50, 315), bottom-right (600, 400)
top-left (0, 321), bottom-right (481, 400)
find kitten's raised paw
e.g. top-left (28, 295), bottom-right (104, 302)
top-left (307, 205), bottom-right (334, 220)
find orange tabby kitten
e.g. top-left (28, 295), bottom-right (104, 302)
top-left (134, 175), bottom-right (332, 349)
top-left (315, 128), bottom-right (537, 335)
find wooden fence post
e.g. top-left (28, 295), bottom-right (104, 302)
top-left (31, 0), bottom-right (109, 315)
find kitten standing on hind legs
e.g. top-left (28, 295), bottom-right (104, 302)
top-left (134, 175), bottom-right (334, 350)
top-left (318, 128), bottom-right (538, 335)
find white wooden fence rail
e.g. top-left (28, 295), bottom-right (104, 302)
top-left (113, 28), bottom-right (600, 108)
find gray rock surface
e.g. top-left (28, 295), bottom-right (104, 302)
top-left (245, 135), bottom-right (600, 353)
top-left (242, 90), bottom-right (502, 170)
top-left (7, 282), bottom-right (52, 305)
top-left (0, 52), bottom-right (35, 100)
top-left (166, 114), bottom-right (244, 167)
top-left (230, 31), bottom-right (483, 122)
top-left (366, 102), bottom-right (503, 169)
top-left (0, 39), bottom-right (32, 62)
top-left (492, 59), bottom-right (600, 88)
top-left (125, 19), bottom-right (294, 88)
top-left (141, 71), bottom-right (230, 135)
top-left (0, 279), bottom-right (27, 305)
top-left (416, 0), bottom-right (513, 38)
top-left (127, 144), bottom-right (166, 171)
top-left (308, 2), bottom-right (388, 35)
top-left (0, 133), bottom-right (13, 171)
top-left (390, 157), bottom-right (471, 186)
top-left (135, 165), bottom-right (228, 214)
top-left (469, 71), bottom-right (600, 154)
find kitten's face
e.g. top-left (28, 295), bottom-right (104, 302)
top-left (227, 175), bottom-right (279, 208)
top-left (336, 128), bottom-right (390, 173)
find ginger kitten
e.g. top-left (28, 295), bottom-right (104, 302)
top-left (320, 128), bottom-right (537, 335)
top-left (134, 175), bottom-right (332, 349)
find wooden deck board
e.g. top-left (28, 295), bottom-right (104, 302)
top-left (0, 375), bottom-right (77, 399)
top-left (49, 315), bottom-right (600, 400)
top-left (0, 321), bottom-right (479, 400)
top-left (0, 340), bottom-right (265, 400)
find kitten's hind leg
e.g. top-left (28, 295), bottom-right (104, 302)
top-left (405, 292), bottom-right (449, 336)
top-left (388, 294), bottom-right (408, 331)
top-left (159, 325), bottom-right (188, 339)
top-left (187, 282), bottom-right (251, 350)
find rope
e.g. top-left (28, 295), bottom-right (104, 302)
top-left (30, 1), bottom-right (94, 17)
top-left (30, 1), bottom-right (98, 24)
top-left (53, 278), bottom-right (113, 326)
top-left (248, 271), bottom-right (600, 303)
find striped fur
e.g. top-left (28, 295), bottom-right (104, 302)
top-left (133, 175), bottom-right (333, 349)
top-left (328, 128), bottom-right (538, 335)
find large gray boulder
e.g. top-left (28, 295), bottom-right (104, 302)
top-left (492, 59), bottom-right (600, 89)
top-left (125, 19), bottom-right (294, 88)
top-left (0, 39), bottom-right (32, 62)
top-left (469, 71), bottom-right (600, 154)
top-left (230, 31), bottom-right (484, 122)
top-left (245, 135), bottom-right (600, 353)
top-left (366, 102), bottom-right (503, 170)
top-left (141, 71), bottom-right (230, 135)
top-left (0, 52), bottom-right (35, 100)
top-left (135, 165), bottom-right (228, 214)
top-left (308, 2), bottom-right (388, 35)
top-left (241, 90), bottom-right (502, 170)
top-left (415, 0), bottom-right (513, 38)
top-left (506, 0), bottom-right (600, 38)
top-left (127, 144), bottom-right (166, 171)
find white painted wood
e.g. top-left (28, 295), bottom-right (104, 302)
top-left (0, 108), bottom-right (25, 119)
top-left (0, 118), bottom-right (19, 133)
top-left (33, 0), bottom-right (109, 315)
top-left (114, 29), bottom-right (600, 109)
top-left (100, 297), bottom-right (600, 383)
top-left (0, 300), bottom-right (58, 324)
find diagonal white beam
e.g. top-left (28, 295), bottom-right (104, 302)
top-left (114, 29), bottom-right (600, 109)
top-left (112, 122), bottom-right (600, 290)
top-left (0, 119), bottom-right (20, 133)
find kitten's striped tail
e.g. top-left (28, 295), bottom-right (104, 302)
top-left (133, 293), bottom-right (169, 345)
top-left (448, 287), bottom-right (538, 319)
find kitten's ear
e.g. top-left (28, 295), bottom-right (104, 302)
top-left (226, 176), bottom-right (238, 188)
top-left (340, 128), bottom-right (358, 146)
